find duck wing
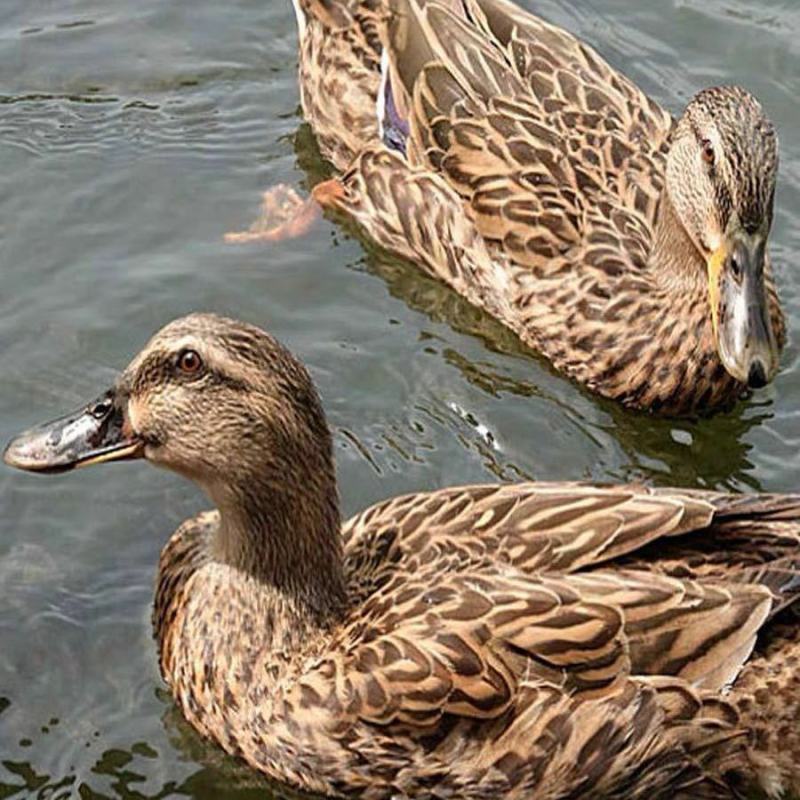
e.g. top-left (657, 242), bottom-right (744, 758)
top-left (343, 484), bottom-right (800, 689)
top-left (345, 483), bottom-right (717, 575)
top-left (330, 485), bottom-right (800, 795)
top-left (464, 0), bottom-right (674, 150)
top-left (345, 484), bottom-right (800, 576)
top-left (383, 0), bottom-right (672, 271)
top-left (308, 556), bottom-right (762, 796)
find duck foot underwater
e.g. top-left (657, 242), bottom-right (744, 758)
top-left (228, 0), bottom-right (788, 414)
top-left (224, 180), bottom-right (344, 243)
top-left (4, 312), bottom-right (800, 799)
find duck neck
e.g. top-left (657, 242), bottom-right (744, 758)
top-left (211, 468), bottom-right (347, 626)
top-left (650, 187), bottom-right (708, 297)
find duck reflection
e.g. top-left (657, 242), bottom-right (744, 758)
top-left (0, 691), bottom-right (304, 800)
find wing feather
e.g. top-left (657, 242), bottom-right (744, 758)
top-left (382, 0), bottom-right (672, 275)
top-left (345, 482), bottom-right (716, 575)
top-left (344, 483), bottom-right (800, 700)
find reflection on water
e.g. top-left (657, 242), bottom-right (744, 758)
top-left (0, 691), bottom-right (308, 800)
top-left (289, 121), bottom-right (779, 492)
top-left (343, 220), bottom-right (771, 492)
top-left (1, 0), bottom-right (799, 797)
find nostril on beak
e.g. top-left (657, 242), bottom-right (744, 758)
top-left (747, 360), bottom-right (768, 389)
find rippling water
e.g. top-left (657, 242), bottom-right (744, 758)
top-left (1, 0), bottom-right (799, 796)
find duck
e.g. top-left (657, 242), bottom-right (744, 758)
top-left (4, 312), bottom-right (800, 799)
top-left (228, 0), bottom-right (786, 415)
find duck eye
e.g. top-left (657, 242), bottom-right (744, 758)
top-left (177, 349), bottom-right (203, 375)
top-left (701, 139), bottom-right (715, 166)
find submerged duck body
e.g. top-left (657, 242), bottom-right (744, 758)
top-left (289, 0), bottom-right (786, 414)
top-left (5, 313), bottom-right (800, 799)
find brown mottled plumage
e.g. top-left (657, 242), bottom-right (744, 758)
top-left (286, 0), bottom-right (786, 414)
top-left (4, 313), bottom-right (800, 799)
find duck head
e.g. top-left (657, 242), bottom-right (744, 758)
top-left (3, 314), bottom-right (343, 599)
top-left (3, 314), bottom-right (345, 608)
top-left (5, 314), bottom-right (331, 484)
top-left (667, 85), bottom-right (780, 389)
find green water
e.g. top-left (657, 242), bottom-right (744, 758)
top-left (0, 0), bottom-right (799, 797)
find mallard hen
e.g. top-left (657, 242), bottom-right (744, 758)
top-left (4, 313), bottom-right (800, 798)
top-left (238, 0), bottom-right (786, 415)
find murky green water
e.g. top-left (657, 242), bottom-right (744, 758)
top-left (1, 0), bottom-right (799, 797)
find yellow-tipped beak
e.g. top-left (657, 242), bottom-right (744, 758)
top-left (707, 244), bottom-right (727, 341)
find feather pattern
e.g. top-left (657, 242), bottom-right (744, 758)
top-left (292, 0), bottom-right (785, 414)
top-left (156, 481), bottom-right (800, 799)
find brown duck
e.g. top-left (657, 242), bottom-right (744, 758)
top-left (228, 0), bottom-right (786, 415)
top-left (4, 313), bottom-right (800, 798)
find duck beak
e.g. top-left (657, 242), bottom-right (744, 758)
top-left (3, 390), bottom-right (143, 475)
top-left (707, 234), bottom-right (779, 389)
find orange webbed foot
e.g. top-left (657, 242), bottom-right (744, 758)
top-left (224, 180), bottom-right (345, 244)
top-left (311, 178), bottom-right (345, 207)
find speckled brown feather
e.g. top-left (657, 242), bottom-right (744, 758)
top-left (154, 480), bottom-right (800, 799)
top-left (293, 0), bottom-right (785, 414)
top-left (10, 324), bottom-right (800, 798)
top-left (296, 0), bottom-right (382, 170)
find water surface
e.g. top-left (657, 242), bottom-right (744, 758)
top-left (1, 0), bottom-right (799, 796)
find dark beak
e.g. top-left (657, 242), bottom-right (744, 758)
top-left (3, 390), bottom-right (143, 475)
top-left (708, 236), bottom-right (779, 389)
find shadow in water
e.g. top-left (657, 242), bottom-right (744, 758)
top-left (288, 123), bottom-right (771, 492)
top-left (158, 690), bottom-right (314, 800)
top-left (388, 260), bottom-right (769, 491)
top-left (0, 691), bottom-right (315, 800)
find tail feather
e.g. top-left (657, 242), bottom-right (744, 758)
top-left (623, 492), bottom-right (800, 608)
top-left (710, 491), bottom-right (800, 521)
top-left (738, 556), bottom-right (800, 618)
